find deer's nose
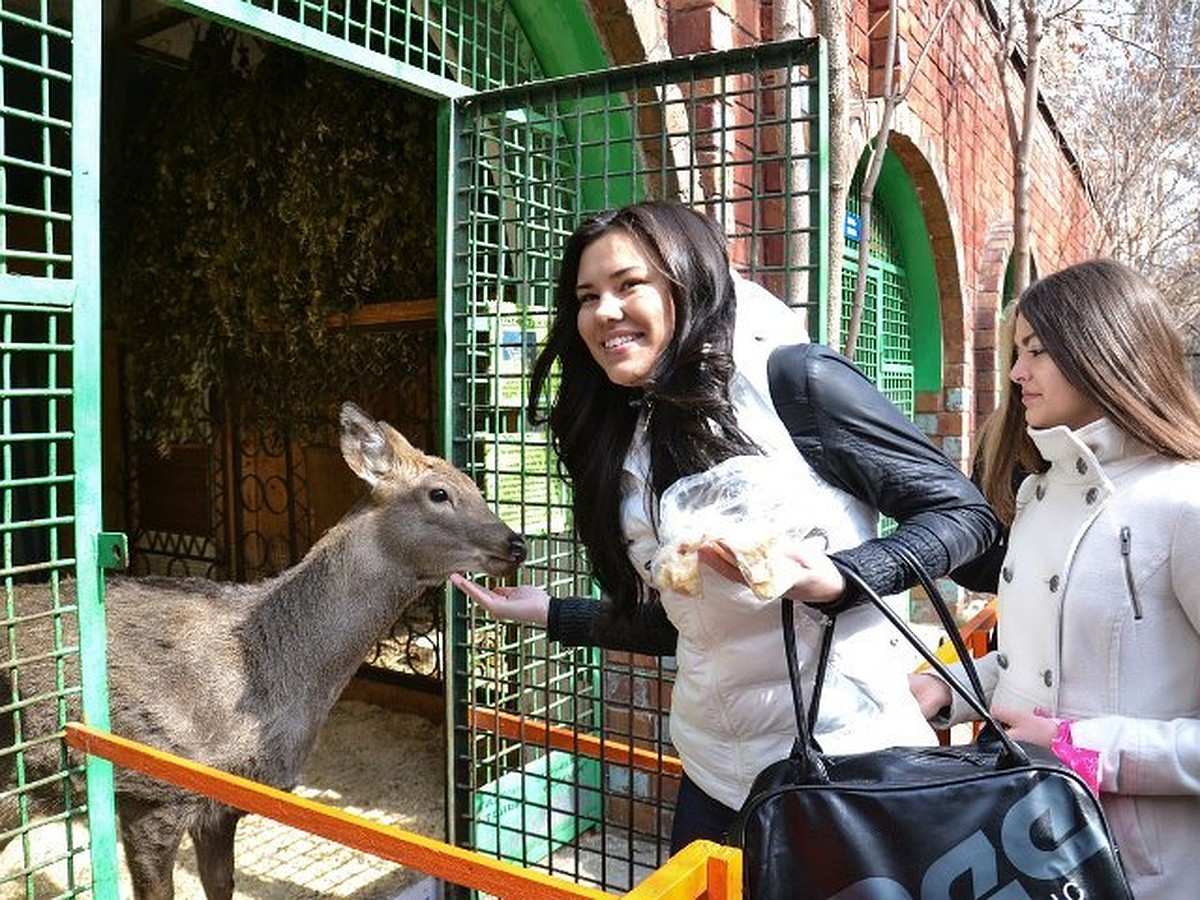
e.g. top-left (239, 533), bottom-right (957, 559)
top-left (509, 534), bottom-right (528, 564)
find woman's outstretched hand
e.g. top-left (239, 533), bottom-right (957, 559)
top-left (450, 572), bottom-right (551, 626)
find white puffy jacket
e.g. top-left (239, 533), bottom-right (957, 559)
top-left (617, 283), bottom-right (934, 810)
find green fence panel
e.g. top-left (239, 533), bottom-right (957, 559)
top-left (0, 1), bottom-right (119, 897)
top-left (842, 176), bottom-right (914, 415)
top-left (447, 38), bottom-right (828, 893)
top-left (166, 0), bottom-right (543, 97)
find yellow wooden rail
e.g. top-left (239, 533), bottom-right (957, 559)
top-left (923, 597), bottom-right (998, 667)
top-left (64, 724), bottom-right (738, 900)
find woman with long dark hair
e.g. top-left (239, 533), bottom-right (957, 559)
top-left (455, 200), bottom-right (1000, 852)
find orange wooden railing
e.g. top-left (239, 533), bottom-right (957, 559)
top-left (469, 707), bottom-right (684, 778)
top-left (927, 597), bottom-right (998, 666)
top-left (64, 724), bottom-right (736, 900)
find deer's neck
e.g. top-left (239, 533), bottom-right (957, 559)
top-left (238, 522), bottom-right (425, 737)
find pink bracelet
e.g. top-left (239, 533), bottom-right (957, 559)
top-left (1049, 719), bottom-right (1101, 795)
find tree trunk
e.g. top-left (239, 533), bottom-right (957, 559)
top-left (1010, 2), bottom-right (1043, 297)
top-left (810, 0), bottom-right (850, 346)
top-left (844, 0), bottom-right (898, 361)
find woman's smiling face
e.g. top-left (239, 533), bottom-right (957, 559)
top-left (575, 229), bottom-right (677, 388)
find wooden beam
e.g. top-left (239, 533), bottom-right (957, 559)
top-left (469, 708), bottom-right (683, 778)
top-left (324, 299), bottom-right (437, 330)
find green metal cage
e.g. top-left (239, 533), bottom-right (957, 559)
top-left (842, 175), bottom-right (914, 416)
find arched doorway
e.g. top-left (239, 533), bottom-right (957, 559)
top-left (842, 150), bottom-right (941, 418)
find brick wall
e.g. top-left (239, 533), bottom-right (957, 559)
top-left (584, 0), bottom-right (1104, 449)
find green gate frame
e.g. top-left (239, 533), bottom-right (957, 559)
top-left (0, 1), bottom-right (121, 895)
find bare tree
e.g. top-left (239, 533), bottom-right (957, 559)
top-left (1041, 0), bottom-right (1200, 320)
top-left (988, 0), bottom-right (1070, 299)
top-left (807, 0), bottom-right (851, 344)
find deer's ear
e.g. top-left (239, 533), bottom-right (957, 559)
top-left (339, 402), bottom-right (395, 487)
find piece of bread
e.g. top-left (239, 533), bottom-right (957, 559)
top-left (652, 542), bottom-right (702, 596)
top-left (651, 533), bottom-right (795, 600)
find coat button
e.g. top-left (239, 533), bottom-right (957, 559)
top-left (1048, 574), bottom-right (1060, 592)
top-left (1043, 669), bottom-right (1054, 687)
top-left (1085, 487), bottom-right (1099, 504)
top-left (997, 653), bottom-right (1009, 669)
top-left (1002, 566), bottom-right (1013, 583)
top-left (1076, 457), bottom-right (1088, 474)
top-left (1035, 483), bottom-right (1046, 501)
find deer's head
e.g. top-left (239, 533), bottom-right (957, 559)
top-left (339, 402), bottom-right (527, 582)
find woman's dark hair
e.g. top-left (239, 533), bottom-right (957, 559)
top-left (528, 201), bottom-right (759, 613)
top-left (978, 257), bottom-right (1200, 523)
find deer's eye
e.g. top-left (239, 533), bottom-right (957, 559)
top-left (428, 488), bottom-right (450, 503)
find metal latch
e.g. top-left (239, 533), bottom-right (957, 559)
top-left (97, 532), bottom-right (129, 571)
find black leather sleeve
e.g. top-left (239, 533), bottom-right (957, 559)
top-left (767, 343), bottom-right (1002, 606)
top-left (949, 531), bottom-right (1005, 593)
top-left (547, 594), bottom-right (679, 656)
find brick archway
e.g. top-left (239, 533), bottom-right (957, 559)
top-left (975, 223), bottom-right (1015, 429)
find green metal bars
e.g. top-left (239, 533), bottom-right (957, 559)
top-left (167, 0), bottom-right (543, 97)
top-left (446, 38), bottom-right (828, 893)
top-left (0, 0), bottom-right (118, 897)
top-left (842, 175), bottom-right (915, 416)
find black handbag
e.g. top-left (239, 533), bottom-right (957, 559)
top-left (728, 548), bottom-right (1133, 900)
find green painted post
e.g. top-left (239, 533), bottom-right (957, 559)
top-left (73, 1), bottom-right (121, 896)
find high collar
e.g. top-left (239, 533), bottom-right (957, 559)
top-left (731, 271), bottom-right (808, 362)
top-left (1028, 417), bottom-right (1152, 480)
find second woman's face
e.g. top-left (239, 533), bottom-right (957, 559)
top-left (1009, 313), bottom-right (1102, 430)
top-left (575, 230), bottom-right (676, 388)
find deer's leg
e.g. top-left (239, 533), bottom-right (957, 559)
top-left (117, 796), bottom-right (186, 900)
top-left (189, 807), bottom-right (240, 900)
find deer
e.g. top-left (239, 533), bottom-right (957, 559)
top-left (0, 401), bottom-right (527, 899)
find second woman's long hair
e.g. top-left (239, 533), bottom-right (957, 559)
top-left (529, 201), bottom-right (759, 612)
top-left (978, 258), bottom-right (1200, 523)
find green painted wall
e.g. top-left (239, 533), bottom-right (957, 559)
top-left (876, 151), bottom-right (942, 392)
top-left (508, 0), bottom-right (609, 75)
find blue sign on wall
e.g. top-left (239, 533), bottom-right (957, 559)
top-left (844, 211), bottom-right (861, 242)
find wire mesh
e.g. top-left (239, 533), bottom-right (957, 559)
top-left (842, 180), bottom-right (913, 414)
top-left (211, 0), bottom-right (543, 91)
top-left (0, 316), bottom-right (90, 894)
top-left (0, 0), bottom-right (115, 892)
top-left (449, 38), bottom-right (825, 893)
top-left (0, 7), bottom-right (73, 279)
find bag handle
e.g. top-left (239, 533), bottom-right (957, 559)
top-left (889, 543), bottom-right (988, 704)
top-left (782, 552), bottom-right (1029, 775)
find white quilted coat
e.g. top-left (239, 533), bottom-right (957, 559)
top-left (619, 279), bottom-right (934, 811)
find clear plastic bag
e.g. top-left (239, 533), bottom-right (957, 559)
top-left (650, 455), bottom-right (830, 600)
